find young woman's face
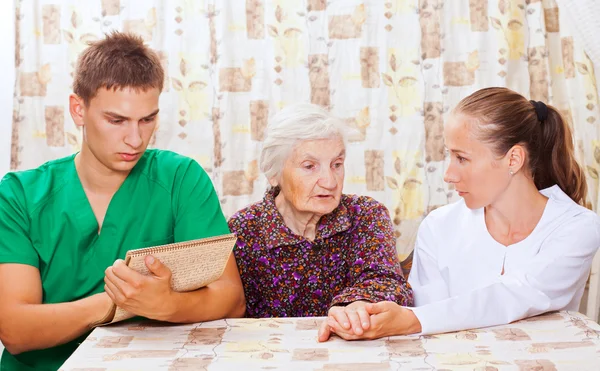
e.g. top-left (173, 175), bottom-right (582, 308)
top-left (443, 114), bottom-right (512, 209)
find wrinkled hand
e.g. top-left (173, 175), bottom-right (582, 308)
top-left (318, 301), bottom-right (422, 341)
top-left (318, 301), bottom-right (371, 342)
top-left (104, 256), bottom-right (174, 321)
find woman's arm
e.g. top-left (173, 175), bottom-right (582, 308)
top-left (410, 214), bottom-right (599, 334)
top-left (407, 217), bottom-right (450, 305)
top-left (329, 201), bottom-right (413, 307)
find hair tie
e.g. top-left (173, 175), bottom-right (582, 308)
top-left (530, 100), bottom-right (548, 123)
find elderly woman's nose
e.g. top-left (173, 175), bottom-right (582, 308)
top-left (318, 167), bottom-right (338, 189)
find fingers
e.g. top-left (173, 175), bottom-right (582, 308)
top-left (144, 255), bottom-right (171, 278)
top-left (110, 259), bottom-right (142, 286)
top-left (329, 307), bottom-right (351, 331)
top-left (317, 320), bottom-right (332, 342)
top-left (356, 306), bottom-right (371, 331)
top-left (104, 264), bottom-right (139, 304)
top-left (104, 266), bottom-right (129, 293)
top-left (104, 278), bottom-right (124, 304)
top-left (365, 301), bottom-right (387, 315)
top-left (327, 304), bottom-right (373, 336)
top-left (325, 326), bottom-right (360, 341)
top-left (345, 308), bottom-right (364, 335)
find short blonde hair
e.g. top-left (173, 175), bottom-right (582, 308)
top-left (259, 103), bottom-right (348, 180)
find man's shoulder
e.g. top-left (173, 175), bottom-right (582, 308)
top-left (0, 155), bottom-right (75, 212)
top-left (142, 149), bottom-right (196, 173)
top-left (144, 149), bottom-right (194, 165)
top-left (139, 149), bottom-right (207, 189)
top-left (3, 155), bottom-right (74, 185)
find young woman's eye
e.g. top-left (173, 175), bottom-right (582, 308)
top-left (457, 155), bottom-right (467, 163)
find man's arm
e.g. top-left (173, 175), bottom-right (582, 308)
top-left (0, 264), bottom-right (113, 355)
top-left (165, 254), bottom-right (245, 322)
top-left (104, 158), bottom-right (246, 322)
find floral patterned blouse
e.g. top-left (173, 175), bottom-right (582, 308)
top-left (228, 187), bottom-right (413, 318)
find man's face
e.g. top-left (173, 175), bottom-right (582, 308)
top-left (71, 87), bottom-right (160, 173)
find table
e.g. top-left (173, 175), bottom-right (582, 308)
top-left (60, 311), bottom-right (600, 370)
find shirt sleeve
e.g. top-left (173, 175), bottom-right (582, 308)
top-left (172, 160), bottom-right (230, 242)
top-left (0, 175), bottom-right (39, 267)
top-left (330, 201), bottom-right (413, 307)
top-left (408, 217), bottom-right (450, 305)
top-left (410, 213), bottom-right (600, 335)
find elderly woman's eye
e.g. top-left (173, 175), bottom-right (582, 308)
top-left (304, 164), bottom-right (315, 170)
top-left (333, 162), bottom-right (343, 168)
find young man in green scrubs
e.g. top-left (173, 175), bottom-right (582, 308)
top-left (0, 32), bottom-right (245, 371)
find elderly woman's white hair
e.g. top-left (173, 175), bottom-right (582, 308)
top-left (259, 103), bottom-right (349, 181)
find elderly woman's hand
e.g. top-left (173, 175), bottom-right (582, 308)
top-left (318, 301), bottom-right (371, 342)
top-left (318, 301), bottom-right (422, 341)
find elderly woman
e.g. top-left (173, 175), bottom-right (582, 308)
top-left (229, 103), bottom-right (413, 336)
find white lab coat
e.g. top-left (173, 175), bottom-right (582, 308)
top-left (408, 185), bottom-right (600, 335)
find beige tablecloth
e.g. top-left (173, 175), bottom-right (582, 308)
top-left (60, 311), bottom-right (600, 370)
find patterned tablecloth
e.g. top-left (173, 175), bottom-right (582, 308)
top-left (60, 311), bottom-right (600, 370)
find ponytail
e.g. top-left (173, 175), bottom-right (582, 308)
top-left (535, 107), bottom-right (587, 204)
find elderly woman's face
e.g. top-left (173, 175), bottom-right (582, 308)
top-left (277, 136), bottom-right (345, 216)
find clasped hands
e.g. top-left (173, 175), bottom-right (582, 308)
top-left (317, 300), bottom-right (422, 342)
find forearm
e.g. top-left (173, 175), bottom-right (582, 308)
top-left (0, 293), bottom-right (109, 354)
top-left (163, 279), bottom-right (246, 323)
top-left (411, 279), bottom-right (551, 335)
top-left (394, 307), bottom-right (423, 335)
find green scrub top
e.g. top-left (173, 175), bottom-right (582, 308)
top-left (0, 149), bottom-right (229, 371)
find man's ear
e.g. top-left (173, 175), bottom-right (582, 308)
top-left (69, 94), bottom-right (86, 128)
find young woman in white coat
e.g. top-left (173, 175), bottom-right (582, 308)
top-left (318, 87), bottom-right (600, 341)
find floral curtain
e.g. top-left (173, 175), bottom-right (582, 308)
top-left (12, 0), bottom-right (600, 257)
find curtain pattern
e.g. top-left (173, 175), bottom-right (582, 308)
top-left (11, 0), bottom-right (600, 257)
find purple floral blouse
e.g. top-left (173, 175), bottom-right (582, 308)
top-left (228, 187), bottom-right (413, 318)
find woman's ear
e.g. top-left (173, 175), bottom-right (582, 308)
top-left (508, 144), bottom-right (526, 175)
top-left (268, 177), bottom-right (278, 188)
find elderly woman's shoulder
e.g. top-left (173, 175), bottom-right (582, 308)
top-left (227, 197), bottom-right (270, 230)
top-left (341, 193), bottom-right (391, 215)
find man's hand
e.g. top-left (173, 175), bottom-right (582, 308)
top-left (104, 256), bottom-right (175, 321)
top-left (318, 301), bottom-right (371, 342)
